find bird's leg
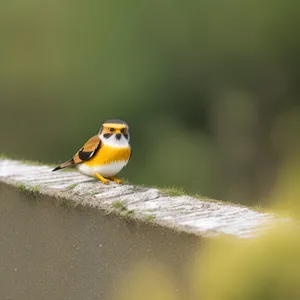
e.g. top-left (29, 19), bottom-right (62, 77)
top-left (95, 173), bottom-right (109, 184)
top-left (108, 176), bottom-right (123, 184)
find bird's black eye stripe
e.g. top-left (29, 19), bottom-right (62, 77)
top-left (103, 133), bottom-right (112, 138)
top-left (110, 128), bottom-right (114, 132)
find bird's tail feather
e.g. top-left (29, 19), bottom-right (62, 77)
top-left (52, 159), bottom-right (74, 172)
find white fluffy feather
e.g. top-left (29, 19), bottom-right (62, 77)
top-left (78, 161), bottom-right (128, 177)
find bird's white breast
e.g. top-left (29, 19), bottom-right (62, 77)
top-left (78, 161), bottom-right (128, 177)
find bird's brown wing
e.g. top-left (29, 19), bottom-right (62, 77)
top-left (52, 135), bottom-right (101, 171)
top-left (72, 135), bottom-right (102, 164)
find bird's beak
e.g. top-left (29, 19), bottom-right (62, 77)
top-left (116, 133), bottom-right (122, 140)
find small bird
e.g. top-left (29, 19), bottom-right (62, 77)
top-left (52, 119), bottom-right (131, 184)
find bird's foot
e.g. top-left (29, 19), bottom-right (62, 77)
top-left (95, 173), bottom-right (109, 184)
top-left (108, 176), bottom-right (123, 184)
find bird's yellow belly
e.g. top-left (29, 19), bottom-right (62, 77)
top-left (78, 145), bottom-right (131, 177)
top-left (85, 145), bottom-right (131, 166)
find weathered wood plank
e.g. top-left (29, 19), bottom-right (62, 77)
top-left (0, 159), bottom-right (290, 238)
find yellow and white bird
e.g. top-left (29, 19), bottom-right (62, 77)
top-left (52, 119), bottom-right (131, 184)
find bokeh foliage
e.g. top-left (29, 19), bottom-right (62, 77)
top-left (1, 0), bottom-right (300, 205)
top-left (114, 227), bottom-right (300, 300)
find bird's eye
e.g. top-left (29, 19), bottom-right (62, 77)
top-left (110, 128), bottom-right (114, 132)
top-left (120, 128), bottom-right (125, 133)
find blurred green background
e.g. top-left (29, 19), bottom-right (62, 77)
top-left (114, 227), bottom-right (300, 300)
top-left (1, 0), bottom-right (300, 205)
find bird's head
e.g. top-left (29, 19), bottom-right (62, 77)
top-left (99, 119), bottom-right (130, 147)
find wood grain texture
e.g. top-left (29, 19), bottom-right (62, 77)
top-left (1, 159), bottom-right (295, 239)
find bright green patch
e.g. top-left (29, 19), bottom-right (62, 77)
top-left (145, 215), bottom-right (155, 222)
top-left (120, 209), bottom-right (135, 219)
top-left (17, 183), bottom-right (40, 196)
top-left (17, 183), bottom-right (27, 193)
top-left (160, 186), bottom-right (187, 197)
top-left (112, 200), bottom-right (127, 210)
top-left (68, 183), bottom-right (78, 189)
top-left (160, 186), bottom-right (218, 201)
top-left (112, 201), bottom-right (135, 219)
